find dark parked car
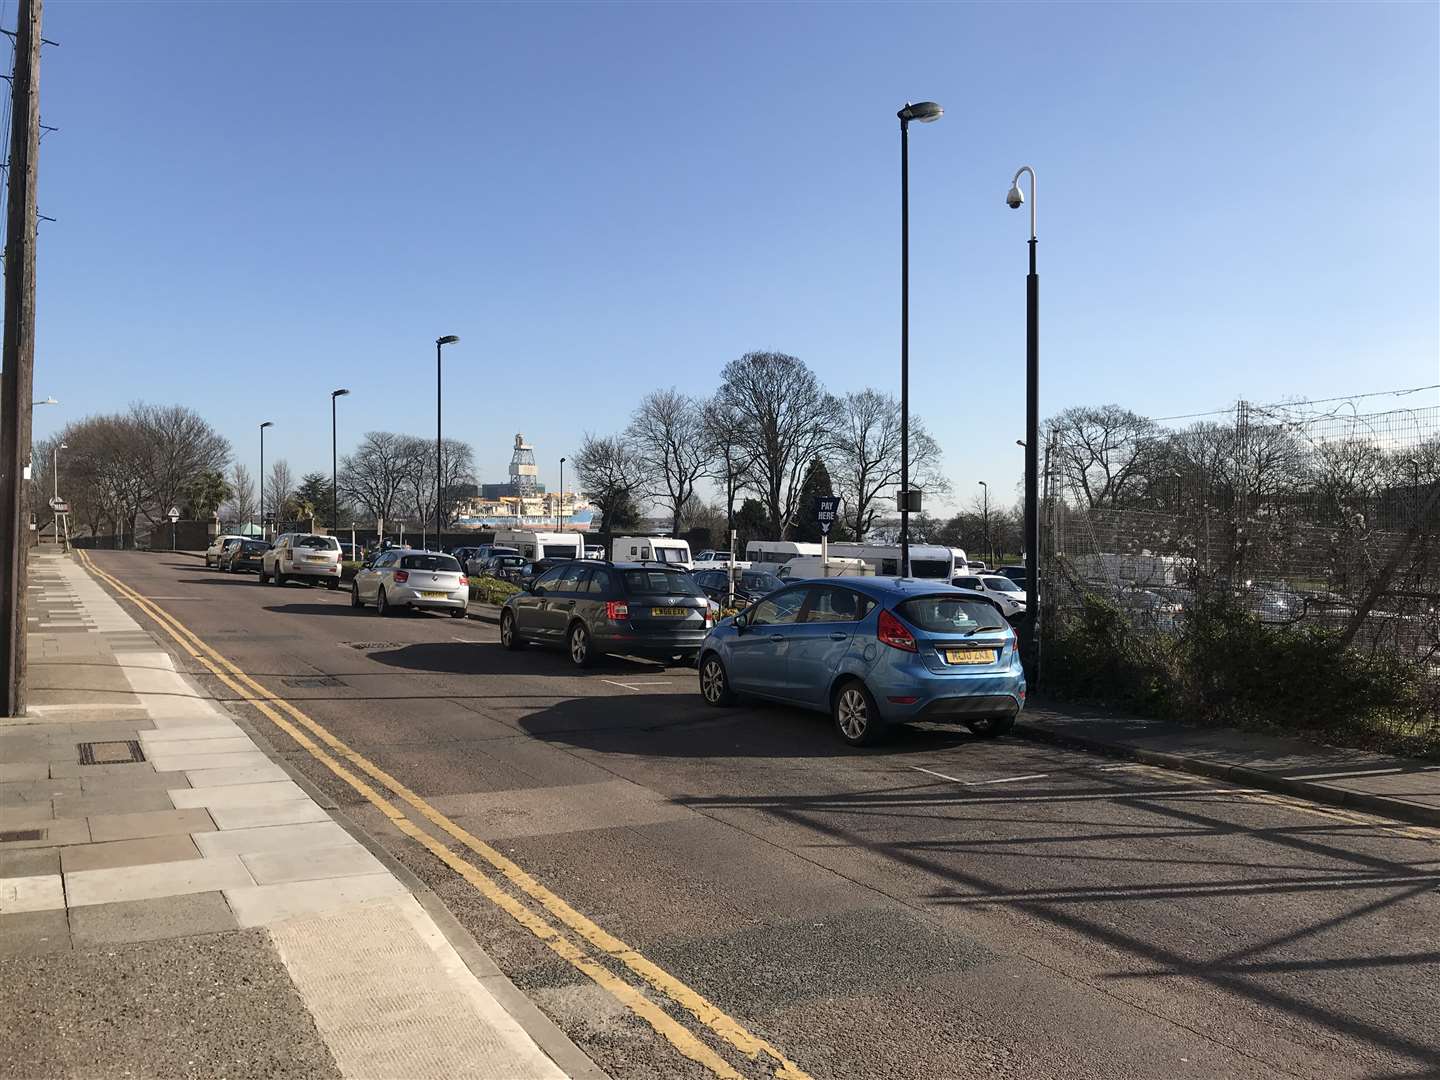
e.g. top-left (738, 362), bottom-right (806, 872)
top-left (482, 554), bottom-right (529, 582)
top-left (692, 569), bottom-right (784, 608)
top-left (465, 545), bottom-right (520, 577)
top-left (500, 562), bottom-right (713, 667)
top-left (996, 565), bottom-right (1027, 586)
top-left (221, 539), bottom-right (271, 574)
top-left (517, 557), bottom-right (572, 588)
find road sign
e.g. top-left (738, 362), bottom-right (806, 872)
top-left (896, 489), bottom-right (923, 513)
top-left (166, 507), bottom-right (179, 522)
top-left (813, 495), bottom-right (841, 535)
top-left (48, 499), bottom-right (69, 513)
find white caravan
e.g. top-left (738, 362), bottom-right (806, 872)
top-left (611, 536), bottom-right (693, 568)
top-left (825, 542), bottom-right (957, 581)
top-left (776, 557), bottom-right (875, 581)
top-left (742, 540), bottom-right (822, 566)
top-left (493, 529), bottom-right (583, 561)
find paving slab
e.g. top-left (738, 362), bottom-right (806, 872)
top-left (0, 873), bottom-right (64, 914)
top-left (60, 834), bottom-right (202, 874)
top-left (145, 750), bottom-right (271, 773)
top-left (0, 847), bottom-right (59, 879)
top-left (66, 853), bottom-right (255, 907)
top-left (208, 800), bottom-right (331, 830)
top-left (87, 807), bottom-right (215, 844)
top-left (170, 780), bottom-right (308, 808)
top-left (0, 907), bottom-right (72, 957)
top-left (224, 872), bottom-right (408, 927)
top-left (0, 763), bottom-right (47, 782)
top-left (140, 736), bottom-right (254, 757)
top-left (185, 762), bottom-right (291, 788)
top-left (54, 790), bottom-right (176, 818)
top-left (70, 890), bottom-right (237, 947)
top-left (49, 759), bottom-right (168, 779)
top-left (76, 769), bottom-right (189, 793)
top-left (195, 821), bottom-right (352, 858)
top-left (139, 723), bottom-right (246, 743)
top-left (0, 778), bottom-right (81, 805)
top-left (0, 817), bottom-right (89, 848)
top-left (242, 843), bottom-right (385, 885)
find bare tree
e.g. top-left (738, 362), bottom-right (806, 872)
top-left (831, 389), bottom-right (945, 540)
top-left (128, 403), bottom-right (231, 526)
top-left (221, 463), bottom-right (257, 528)
top-left (439, 438), bottom-right (477, 529)
top-left (627, 389), bottom-right (708, 535)
top-left (714, 351), bottom-right (838, 538)
top-left (267, 459), bottom-right (295, 524)
top-left (573, 432), bottom-right (647, 536)
top-left (1049, 404), bottom-right (1159, 509)
top-left (700, 394), bottom-right (756, 540)
top-left (339, 431), bottom-right (411, 534)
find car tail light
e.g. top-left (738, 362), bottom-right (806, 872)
top-left (459, 575), bottom-right (468, 586)
top-left (605, 601), bottom-right (629, 622)
top-left (877, 609), bottom-right (917, 652)
top-left (394, 570), bottom-right (409, 583)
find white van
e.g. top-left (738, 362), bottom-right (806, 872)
top-left (826, 542), bottom-right (956, 580)
top-left (493, 529), bottom-right (583, 562)
top-left (777, 557), bottom-right (875, 581)
top-left (611, 536), bottom-right (692, 569)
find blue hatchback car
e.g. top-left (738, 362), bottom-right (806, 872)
top-left (696, 577), bottom-right (1025, 746)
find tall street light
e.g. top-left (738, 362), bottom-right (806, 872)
top-left (259, 421), bottom-right (274, 539)
top-left (31, 396), bottom-right (56, 407)
top-left (435, 335), bottom-right (460, 548)
top-left (558, 456), bottom-right (566, 531)
top-left (1006, 165), bottom-right (1039, 662)
top-left (52, 441), bottom-right (66, 503)
top-left (331, 389), bottom-right (349, 536)
top-left (897, 99), bottom-right (942, 578)
top-left (977, 480), bottom-right (991, 566)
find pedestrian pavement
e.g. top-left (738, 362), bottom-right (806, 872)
top-left (1018, 702), bottom-right (1440, 827)
top-left (1, 550), bottom-right (593, 1079)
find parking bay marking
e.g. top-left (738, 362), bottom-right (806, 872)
top-left (77, 550), bottom-right (809, 1080)
top-left (910, 765), bottom-right (1050, 786)
top-left (600, 679), bottom-right (677, 692)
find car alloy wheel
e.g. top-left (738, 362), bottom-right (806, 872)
top-left (834, 681), bottom-right (885, 747)
top-left (350, 582), bottom-right (363, 609)
top-left (699, 655), bottom-right (735, 707)
top-left (501, 610), bottom-right (522, 650)
top-left (569, 623), bottom-right (592, 667)
top-left (376, 589), bottom-right (389, 616)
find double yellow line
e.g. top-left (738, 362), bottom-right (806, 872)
top-left (76, 550), bottom-right (810, 1080)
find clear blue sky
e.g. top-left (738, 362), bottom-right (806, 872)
top-left (30, 0), bottom-right (1440, 515)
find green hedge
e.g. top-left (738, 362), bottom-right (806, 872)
top-left (469, 575), bottom-right (520, 605)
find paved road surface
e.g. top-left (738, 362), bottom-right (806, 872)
top-left (86, 551), bottom-right (1440, 1080)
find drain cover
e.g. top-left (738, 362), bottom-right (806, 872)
top-left (282, 676), bottom-right (343, 688)
top-left (77, 740), bottom-right (146, 765)
top-left (344, 642), bottom-right (402, 651)
top-left (0, 828), bottom-right (46, 843)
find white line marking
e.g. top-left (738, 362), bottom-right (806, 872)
top-left (1283, 765), bottom-right (1440, 781)
top-left (451, 637), bottom-right (483, 643)
top-left (910, 765), bottom-right (966, 784)
top-left (598, 679), bottom-right (674, 691)
top-left (909, 765), bottom-right (1050, 786)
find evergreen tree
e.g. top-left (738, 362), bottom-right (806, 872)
top-left (792, 457), bottom-right (835, 543)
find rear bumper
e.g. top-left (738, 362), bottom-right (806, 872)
top-left (593, 628), bottom-right (709, 656)
top-left (232, 558), bottom-right (263, 571)
top-left (391, 586), bottom-right (466, 610)
top-left (916, 694), bottom-right (1022, 720)
top-left (869, 667), bottom-right (1026, 723)
top-left (281, 562), bottom-right (340, 579)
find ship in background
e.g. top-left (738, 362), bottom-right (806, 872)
top-left (451, 434), bottom-right (595, 531)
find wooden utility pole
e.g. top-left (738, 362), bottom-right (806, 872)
top-left (0, 0), bottom-right (44, 717)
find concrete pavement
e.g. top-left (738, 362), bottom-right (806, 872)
top-left (1, 551), bottom-right (594, 1080)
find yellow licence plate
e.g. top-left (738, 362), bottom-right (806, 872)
top-left (421, 590), bottom-right (448, 599)
top-left (305, 556), bottom-right (329, 562)
top-left (944, 648), bottom-right (996, 665)
top-left (651, 607), bottom-right (688, 617)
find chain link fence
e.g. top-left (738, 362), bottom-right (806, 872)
top-left (1040, 397), bottom-right (1440, 748)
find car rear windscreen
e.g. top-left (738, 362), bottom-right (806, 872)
top-left (400, 555), bottom-right (462, 572)
top-left (242, 542), bottom-right (269, 554)
top-left (897, 595), bottom-right (1006, 633)
top-left (623, 570), bottom-right (703, 596)
top-left (296, 535), bottom-right (341, 550)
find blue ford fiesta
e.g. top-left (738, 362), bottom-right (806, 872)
top-left (696, 577), bottom-right (1026, 746)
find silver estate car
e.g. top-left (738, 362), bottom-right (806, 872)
top-left (260, 533), bottom-right (343, 588)
top-left (351, 549), bottom-right (469, 617)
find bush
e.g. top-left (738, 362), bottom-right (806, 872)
top-left (1044, 590), bottom-right (1435, 757)
top-left (469, 575), bottom-right (519, 605)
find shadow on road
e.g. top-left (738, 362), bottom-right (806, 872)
top-left (365, 641), bottom-right (676, 678)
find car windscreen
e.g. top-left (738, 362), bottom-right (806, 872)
top-left (740, 572), bottom-right (782, 593)
top-left (897, 595), bottom-right (1007, 633)
top-left (296, 535), bottom-right (341, 550)
top-left (399, 554), bottom-right (462, 572)
top-left (622, 569), bottom-right (704, 596)
top-left (494, 556), bottom-right (525, 567)
top-left (982, 576), bottom-right (1022, 593)
top-left (952, 576), bottom-right (982, 590)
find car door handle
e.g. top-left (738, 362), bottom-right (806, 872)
top-left (829, 633), bottom-right (847, 641)
top-left (770, 634), bottom-right (784, 643)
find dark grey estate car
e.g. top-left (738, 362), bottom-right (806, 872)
top-left (500, 562), bottom-right (713, 667)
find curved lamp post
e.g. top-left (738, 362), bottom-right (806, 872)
top-left (897, 100), bottom-right (942, 578)
top-left (435, 335), bottom-right (460, 548)
top-left (259, 421), bottom-right (274, 539)
top-left (1006, 165), bottom-right (1039, 664)
top-left (330, 389), bottom-right (349, 535)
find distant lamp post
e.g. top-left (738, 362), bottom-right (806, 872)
top-left (1006, 164), bottom-right (1040, 662)
top-left (978, 480), bottom-right (991, 566)
top-left (330, 389), bottom-right (350, 535)
top-left (52, 441), bottom-right (67, 503)
top-left (435, 335), bottom-right (460, 549)
top-left (897, 99), bottom-right (942, 578)
top-left (259, 421), bottom-right (274, 539)
top-left (558, 456), bottom-right (566, 531)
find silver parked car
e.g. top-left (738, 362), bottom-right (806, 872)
top-left (260, 533), bottom-right (343, 588)
top-left (351, 549), bottom-right (469, 617)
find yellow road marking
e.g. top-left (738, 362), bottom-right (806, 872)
top-left (77, 551), bottom-right (808, 1080)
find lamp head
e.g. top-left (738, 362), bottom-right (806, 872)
top-left (1006, 183), bottom-right (1025, 210)
top-left (897, 101), bottom-right (943, 124)
top-left (332, 388), bottom-right (350, 398)
top-left (59, 442), bottom-right (68, 450)
top-left (436, 335), bottom-right (460, 346)
top-left (260, 421), bottom-right (274, 429)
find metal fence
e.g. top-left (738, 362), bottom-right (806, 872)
top-left (1041, 397), bottom-right (1440, 739)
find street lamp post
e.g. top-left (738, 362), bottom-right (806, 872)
top-left (435, 335), bottom-right (459, 550)
top-left (897, 100), bottom-right (942, 578)
top-left (558, 457), bottom-right (566, 531)
top-left (1006, 165), bottom-right (1040, 662)
top-left (330, 389), bottom-right (349, 535)
top-left (259, 421), bottom-right (273, 539)
top-left (52, 441), bottom-right (66, 503)
top-left (978, 480), bottom-right (991, 566)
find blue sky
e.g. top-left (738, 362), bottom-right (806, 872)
top-left (29, 0), bottom-right (1440, 515)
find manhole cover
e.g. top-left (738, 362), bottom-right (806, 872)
top-left (77, 740), bottom-right (145, 765)
top-left (344, 642), bottom-right (402, 651)
top-left (0, 828), bottom-right (46, 843)
top-left (282, 676), bottom-right (344, 688)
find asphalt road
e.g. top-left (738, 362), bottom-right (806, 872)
top-left (88, 551), bottom-right (1440, 1080)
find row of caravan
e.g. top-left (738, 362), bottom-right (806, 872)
top-left (489, 531), bottom-right (966, 582)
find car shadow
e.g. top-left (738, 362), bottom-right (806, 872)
top-left (365, 640), bottom-right (678, 678)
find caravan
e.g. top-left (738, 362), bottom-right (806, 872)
top-left (826, 542), bottom-right (957, 581)
top-left (610, 536), bottom-right (693, 568)
top-left (493, 530), bottom-right (584, 562)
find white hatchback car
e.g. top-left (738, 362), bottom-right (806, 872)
top-left (204, 534), bottom-right (249, 567)
top-left (260, 533), bottom-right (343, 589)
top-left (951, 573), bottom-right (1027, 621)
top-left (351, 549), bottom-right (468, 617)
